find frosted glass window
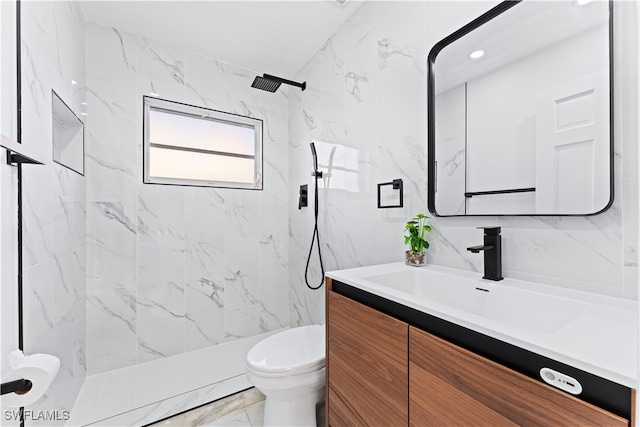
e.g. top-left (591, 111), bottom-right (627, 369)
top-left (143, 97), bottom-right (263, 189)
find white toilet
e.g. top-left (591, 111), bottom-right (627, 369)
top-left (246, 324), bottom-right (326, 427)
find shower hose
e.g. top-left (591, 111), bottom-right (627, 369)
top-left (304, 170), bottom-right (325, 290)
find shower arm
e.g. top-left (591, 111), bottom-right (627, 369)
top-left (263, 74), bottom-right (306, 91)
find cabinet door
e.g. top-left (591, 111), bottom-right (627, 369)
top-left (409, 327), bottom-right (628, 427)
top-left (327, 291), bottom-right (408, 426)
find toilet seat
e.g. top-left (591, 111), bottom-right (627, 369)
top-left (246, 324), bottom-right (325, 377)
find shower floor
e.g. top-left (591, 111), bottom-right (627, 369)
top-left (68, 330), bottom-right (282, 426)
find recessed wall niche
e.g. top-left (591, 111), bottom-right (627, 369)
top-left (52, 90), bottom-right (84, 175)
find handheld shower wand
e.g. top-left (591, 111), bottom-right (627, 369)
top-left (310, 143), bottom-right (319, 176)
top-left (305, 142), bottom-right (325, 290)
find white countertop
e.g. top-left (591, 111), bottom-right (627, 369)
top-left (327, 262), bottom-right (638, 388)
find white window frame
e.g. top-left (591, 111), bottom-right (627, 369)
top-left (143, 96), bottom-right (263, 190)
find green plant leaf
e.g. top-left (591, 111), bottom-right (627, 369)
top-left (404, 213), bottom-right (432, 252)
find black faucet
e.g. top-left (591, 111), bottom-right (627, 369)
top-left (467, 227), bottom-right (503, 281)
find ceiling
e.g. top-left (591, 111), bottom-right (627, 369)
top-left (80, 0), bottom-right (363, 78)
top-left (435, 0), bottom-right (608, 94)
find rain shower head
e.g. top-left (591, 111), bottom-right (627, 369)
top-left (251, 74), bottom-right (306, 93)
top-left (251, 76), bottom-right (281, 93)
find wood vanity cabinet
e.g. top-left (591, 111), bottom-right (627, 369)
top-left (326, 290), bottom-right (408, 426)
top-left (409, 326), bottom-right (628, 427)
top-left (326, 280), bottom-right (632, 427)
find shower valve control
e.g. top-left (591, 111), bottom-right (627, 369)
top-left (539, 367), bottom-right (582, 395)
top-left (298, 185), bottom-right (308, 209)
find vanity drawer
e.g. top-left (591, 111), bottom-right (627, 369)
top-left (410, 326), bottom-right (628, 427)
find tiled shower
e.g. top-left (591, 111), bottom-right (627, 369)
top-left (84, 21), bottom-right (289, 374)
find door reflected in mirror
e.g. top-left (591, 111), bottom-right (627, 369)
top-left (428, 0), bottom-right (612, 216)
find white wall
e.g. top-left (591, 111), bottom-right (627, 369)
top-left (19, 0), bottom-right (87, 423)
top-left (84, 22), bottom-right (290, 375)
top-left (435, 84), bottom-right (466, 215)
top-left (288, 0), bottom-right (639, 330)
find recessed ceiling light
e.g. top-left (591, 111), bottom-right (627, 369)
top-left (150, 92), bottom-right (160, 97)
top-left (80, 112), bottom-right (88, 116)
top-left (576, 0), bottom-right (593, 5)
top-left (469, 50), bottom-right (485, 59)
top-left (71, 80), bottom-right (77, 85)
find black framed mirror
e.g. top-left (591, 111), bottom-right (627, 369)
top-left (427, 0), bottom-right (613, 216)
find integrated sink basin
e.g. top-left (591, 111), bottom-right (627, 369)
top-left (363, 269), bottom-right (587, 334)
top-left (327, 262), bottom-right (638, 388)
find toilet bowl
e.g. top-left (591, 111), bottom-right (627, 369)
top-left (246, 325), bottom-right (325, 427)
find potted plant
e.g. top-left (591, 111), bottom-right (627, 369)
top-left (404, 213), bottom-right (432, 266)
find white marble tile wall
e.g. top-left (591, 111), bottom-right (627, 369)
top-left (85, 22), bottom-right (290, 375)
top-left (288, 1), bottom-right (639, 328)
top-left (19, 0), bottom-right (87, 423)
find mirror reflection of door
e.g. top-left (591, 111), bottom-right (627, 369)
top-left (535, 71), bottom-right (609, 214)
top-left (429, 0), bottom-right (612, 216)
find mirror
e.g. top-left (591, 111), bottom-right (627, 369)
top-left (52, 90), bottom-right (84, 175)
top-left (428, 0), bottom-right (612, 216)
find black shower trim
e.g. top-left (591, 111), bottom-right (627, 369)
top-left (331, 279), bottom-right (632, 420)
top-left (16, 1), bottom-right (25, 426)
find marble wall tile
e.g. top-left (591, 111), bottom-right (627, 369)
top-left (50, 0), bottom-right (85, 113)
top-left (137, 247), bottom-right (185, 321)
top-left (137, 184), bottom-right (185, 249)
top-left (86, 22), bottom-right (290, 373)
top-left (288, 0), bottom-right (639, 330)
top-left (224, 191), bottom-right (262, 240)
top-left (52, 312), bottom-right (74, 387)
top-left (343, 198), bottom-right (377, 268)
top-left (378, 2), bottom-right (426, 144)
top-left (259, 268), bottom-right (289, 332)
top-left (22, 163), bottom-right (54, 269)
top-left (86, 201), bottom-right (137, 290)
top-left (182, 52), bottom-right (229, 110)
top-left (86, 288), bottom-right (137, 374)
top-left (20, 1), bottom-right (52, 161)
top-left (224, 239), bottom-right (260, 311)
top-left (137, 36), bottom-right (185, 85)
top-left (73, 293), bottom-right (87, 379)
top-left (184, 280), bottom-right (225, 352)
top-left (224, 306), bottom-right (261, 342)
top-left (23, 260), bottom-right (55, 354)
top-left (20, 0), bottom-right (87, 414)
top-left (138, 318), bottom-right (185, 364)
top-left (262, 142), bottom-right (289, 207)
top-left (185, 187), bottom-right (226, 280)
